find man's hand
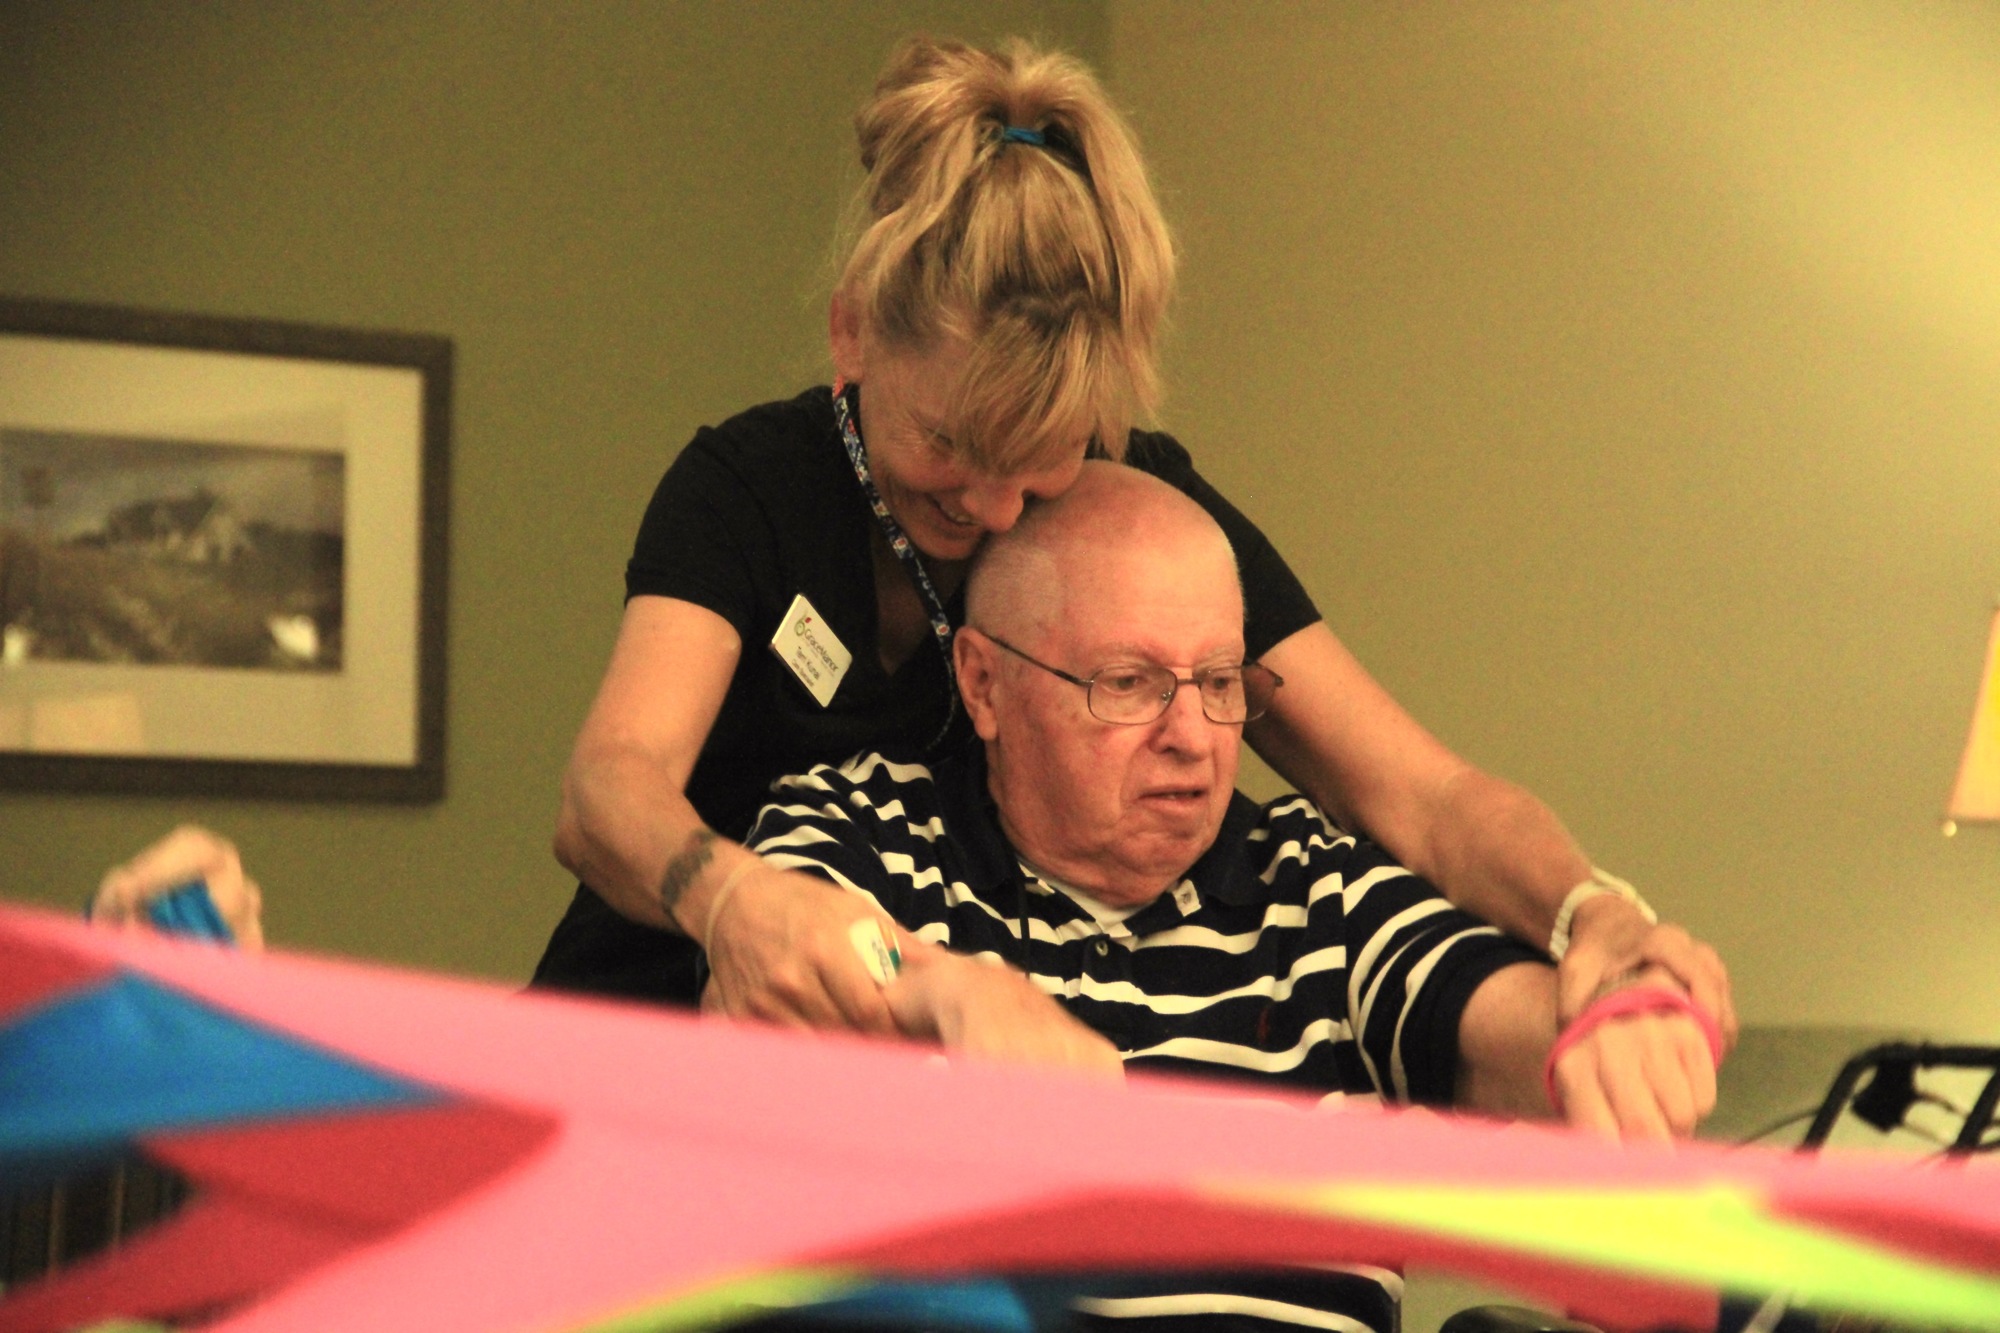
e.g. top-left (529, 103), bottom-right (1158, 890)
top-left (1548, 966), bottom-right (1718, 1142)
top-left (92, 825), bottom-right (264, 950)
top-left (699, 863), bottom-right (899, 1034)
top-left (883, 938), bottom-right (1125, 1078)
top-left (1557, 894), bottom-right (1736, 1051)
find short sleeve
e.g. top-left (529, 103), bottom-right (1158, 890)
top-left (1327, 840), bottom-right (1547, 1106)
top-left (624, 432), bottom-right (767, 644)
top-left (1123, 431), bottom-right (1321, 658)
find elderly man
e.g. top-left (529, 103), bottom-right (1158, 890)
top-left (728, 466), bottom-right (1712, 1320)
top-left (735, 463), bottom-right (1718, 1129)
top-left (726, 464), bottom-right (1716, 1328)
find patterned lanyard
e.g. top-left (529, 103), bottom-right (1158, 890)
top-left (831, 382), bottom-right (958, 748)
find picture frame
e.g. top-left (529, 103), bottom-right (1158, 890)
top-left (0, 297), bottom-right (450, 801)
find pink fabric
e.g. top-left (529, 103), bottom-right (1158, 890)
top-left (1543, 985), bottom-right (1725, 1113)
top-left (832, 1189), bottom-right (1721, 1331)
top-left (4, 905), bottom-right (1997, 1333)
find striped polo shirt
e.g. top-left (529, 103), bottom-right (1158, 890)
top-left (743, 745), bottom-right (1549, 1333)
top-left (747, 745), bottom-right (1543, 1107)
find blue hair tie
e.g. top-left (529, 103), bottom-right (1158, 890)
top-left (1000, 125), bottom-right (1047, 146)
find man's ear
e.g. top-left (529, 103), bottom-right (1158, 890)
top-left (954, 627), bottom-right (1003, 741)
top-left (829, 291), bottom-right (866, 386)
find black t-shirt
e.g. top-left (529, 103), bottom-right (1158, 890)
top-left (531, 386), bottom-right (1321, 1003)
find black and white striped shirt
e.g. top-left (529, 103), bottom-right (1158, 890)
top-left (744, 745), bottom-right (1546, 1333)
top-left (748, 745), bottom-right (1540, 1105)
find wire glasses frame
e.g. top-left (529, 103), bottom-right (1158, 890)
top-left (984, 634), bottom-right (1284, 726)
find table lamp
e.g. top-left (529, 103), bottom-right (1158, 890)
top-left (1943, 600), bottom-right (2000, 835)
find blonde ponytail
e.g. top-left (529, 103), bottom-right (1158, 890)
top-left (837, 36), bottom-right (1175, 472)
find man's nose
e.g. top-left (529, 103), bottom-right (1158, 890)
top-left (959, 479), bottom-right (1028, 534)
top-left (1149, 679), bottom-right (1216, 755)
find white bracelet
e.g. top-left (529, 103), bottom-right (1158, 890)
top-left (701, 856), bottom-right (763, 954)
top-left (1547, 867), bottom-right (1656, 960)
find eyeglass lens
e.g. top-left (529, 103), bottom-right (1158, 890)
top-left (1088, 663), bottom-right (1279, 725)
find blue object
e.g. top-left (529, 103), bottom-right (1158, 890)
top-left (145, 879), bottom-right (235, 944)
top-left (788, 1278), bottom-right (1034, 1331)
top-left (0, 972), bottom-right (437, 1167)
top-left (1000, 125), bottom-right (1046, 146)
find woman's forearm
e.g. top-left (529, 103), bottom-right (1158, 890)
top-left (1248, 622), bottom-right (1734, 1037)
top-left (1244, 623), bottom-right (1593, 933)
top-left (552, 596), bottom-right (755, 936)
top-left (554, 743), bottom-right (756, 938)
top-left (1415, 766), bottom-right (1591, 944)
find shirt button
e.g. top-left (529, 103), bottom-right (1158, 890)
top-left (1095, 940), bottom-right (1109, 956)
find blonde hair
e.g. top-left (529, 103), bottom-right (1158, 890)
top-left (839, 36), bottom-right (1175, 473)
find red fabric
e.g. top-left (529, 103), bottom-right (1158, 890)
top-left (147, 1101), bottom-right (557, 1230)
top-left (0, 1191), bottom-right (365, 1333)
top-left (1774, 1192), bottom-right (2000, 1275)
top-left (0, 1104), bottom-right (555, 1333)
top-left (0, 930), bottom-right (112, 1023)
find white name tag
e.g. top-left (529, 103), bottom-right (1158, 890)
top-left (770, 593), bottom-right (852, 708)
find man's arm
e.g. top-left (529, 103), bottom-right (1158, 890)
top-left (1454, 963), bottom-right (1716, 1141)
top-left (1317, 820), bottom-right (1716, 1142)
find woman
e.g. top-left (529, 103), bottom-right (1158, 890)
top-left (538, 36), bottom-right (1731, 1049)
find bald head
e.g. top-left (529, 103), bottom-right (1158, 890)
top-left (966, 461), bottom-right (1239, 641)
top-left (956, 461), bottom-right (1249, 907)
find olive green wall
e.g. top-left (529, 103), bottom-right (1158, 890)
top-left (0, 1), bottom-right (1107, 978)
top-left (6, 2), bottom-right (1998, 1034)
top-left (1108, 2), bottom-right (2000, 1030)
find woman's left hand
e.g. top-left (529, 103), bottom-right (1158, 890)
top-left (1557, 894), bottom-right (1735, 1053)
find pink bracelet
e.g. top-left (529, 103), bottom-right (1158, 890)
top-left (1541, 985), bottom-right (1724, 1114)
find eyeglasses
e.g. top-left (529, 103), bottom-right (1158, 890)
top-left (985, 634), bottom-right (1283, 726)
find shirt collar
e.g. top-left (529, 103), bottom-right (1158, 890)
top-left (928, 741), bottom-right (1269, 910)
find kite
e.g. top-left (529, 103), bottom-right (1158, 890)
top-left (4, 902), bottom-right (2000, 1333)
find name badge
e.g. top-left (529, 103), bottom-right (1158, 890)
top-left (770, 593), bottom-right (852, 708)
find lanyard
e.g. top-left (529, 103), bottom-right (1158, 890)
top-left (831, 382), bottom-right (959, 749)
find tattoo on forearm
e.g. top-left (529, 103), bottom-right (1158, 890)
top-left (658, 828), bottom-right (719, 921)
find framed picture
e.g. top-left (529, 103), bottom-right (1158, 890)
top-left (0, 297), bottom-right (450, 801)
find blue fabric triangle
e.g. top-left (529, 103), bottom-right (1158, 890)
top-left (0, 972), bottom-right (437, 1169)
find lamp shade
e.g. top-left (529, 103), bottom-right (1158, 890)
top-left (1946, 604), bottom-right (2000, 828)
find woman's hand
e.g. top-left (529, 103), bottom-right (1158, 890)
top-left (91, 825), bottom-right (265, 950)
top-left (1557, 894), bottom-right (1736, 1052)
top-left (698, 862), bottom-right (900, 1034)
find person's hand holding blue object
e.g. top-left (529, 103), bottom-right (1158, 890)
top-left (89, 825), bottom-right (264, 950)
top-left (137, 879), bottom-right (237, 943)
